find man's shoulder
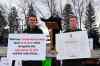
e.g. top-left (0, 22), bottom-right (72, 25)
top-left (35, 28), bottom-right (43, 33)
top-left (23, 28), bottom-right (43, 34)
top-left (23, 29), bottom-right (28, 33)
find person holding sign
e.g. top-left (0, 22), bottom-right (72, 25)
top-left (22, 8), bottom-right (43, 66)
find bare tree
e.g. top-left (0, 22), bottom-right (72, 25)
top-left (46, 0), bottom-right (51, 11)
top-left (16, 0), bottom-right (32, 32)
top-left (59, 0), bottom-right (63, 15)
top-left (18, 0), bottom-right (31, 20)
top-left (45, 0), bottom-right (58, 17)
top-left (71, 0), bottom-right (89, 29)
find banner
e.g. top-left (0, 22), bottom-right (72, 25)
top-left (56, 31), bottom-right (91, 60)
top-left (7, 34), bottom-right (46, 60)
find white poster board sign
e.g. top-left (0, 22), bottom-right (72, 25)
top-left (89, 38), bottom-right (93, 50)
top-left (56, 31), bottom-right (91, 60)
top-left (15, 60), bottom-right (22, 66)
top-left (0, 57), bottom-right (12, 66)
top-left (7, 34), bottom-right (46, 60)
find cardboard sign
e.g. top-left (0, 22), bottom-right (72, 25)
top-left (89, 38), bottom-right (93, 50)
top-left (15, 60), bottom-right (22, 66)
top-left (56, 31), bottom-right (91, 60)
top-left (7, 34), bottom-right (46, 60)
top-left (0, 57), bottom-right (12, 66)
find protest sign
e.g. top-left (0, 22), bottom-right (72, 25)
top-left (89, 38), bottom-right (93, 50)
top-left (0, 57), bottom-right (12, 66)
top-left (7, 34), bottom-right (46, 60)
top-left (56, 31), bottom-right (91, 60)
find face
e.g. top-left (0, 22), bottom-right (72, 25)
top-left (28, 16), bottom-right (37, 28)
top-left (70, 17), bottom-right (78, 31)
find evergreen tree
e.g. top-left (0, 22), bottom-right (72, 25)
top-left (85, 2), bottom-right (96, 32)
top-left (0, 10), bottom-right (8, 46)
top-left (85, 2), bottom-right (99, 48)
top-left (0, 10), bottom-right (7, 32)
top-left (63, 4), bottom-right (74, 32)
top-left (85, 2), bottom-right (98, 37)
top-left (8, 7), bottom-right (19, 33)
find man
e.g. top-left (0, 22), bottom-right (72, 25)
top-left (12, 12), bottom-right (49, 66)
top-left (22, 15), bottom-right (43, 66)
top-left (23, 16), bottom-right (43, 33)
